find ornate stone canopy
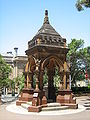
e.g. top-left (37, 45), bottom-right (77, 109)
top-left (16, 10), bottom-right (77, 112)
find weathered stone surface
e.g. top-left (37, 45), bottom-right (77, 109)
top-left (28, 106), bottom-right (42, 112)
top-left (16, 10), bottom-right (78, 112)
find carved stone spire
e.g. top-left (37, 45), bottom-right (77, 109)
top-left (44, 10), bottom-right (49, 24)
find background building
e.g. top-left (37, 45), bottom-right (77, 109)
top-left (1, 50), bottom-right (28, 80)
top-left (1, 50), bottom-right (28, 95)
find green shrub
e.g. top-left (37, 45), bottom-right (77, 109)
top-left (72, 87), bottom-right (90, 94)
top-left (88, 85), bottom-right (90, 89)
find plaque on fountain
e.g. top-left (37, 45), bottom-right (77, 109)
top-left (33, 93), bottom-right (38, 98)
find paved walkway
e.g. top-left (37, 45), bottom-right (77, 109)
top-left (1, 94), bottom-right (18, 103)
top-left (0, 96), bottom-right (90, 120)
top-left (6, 102), bottom-right (86, 115)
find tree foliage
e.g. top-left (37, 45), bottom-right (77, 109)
top-left (67, 39), bottom-right (90, 86)
top-left (43, 67), bottom-right (60, 89)
top-left (76, 0), bottom-right (90, 11)
top-left (14, 75), bottom-right (25, 91)
top-left (0, 54), bottom-right (12, 88)
top-left (43, 69), bottom-right (48, 85)
top-left (53, 66), bottom-right (60, 88)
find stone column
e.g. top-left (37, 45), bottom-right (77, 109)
top-left (34, 61), bottom-right (40, 92)
top-left (63, 73), bottom-right (66, 89)
top-left (26, 72), bottom-right (29, 89)
top-left (39, 70), bottom-right (47, 105)
top-left (28, 71), bottom-right (33, 89)
top-left (35, 72), bottom-right (39, 91)
top-left (47, 68), bottom-right (55, 101)
top-left (26, 71), bottom-right (34, 90)
top-left (39, 70), bottom-right (44, 90)
top-left (59, 73), bottom-right (64, 90)
top-left (66, 74), bottom-right (70, 90)
top-left (63, 61), bottom-right (67, 89)
top-left (32, 60), bottom-right (42, 106)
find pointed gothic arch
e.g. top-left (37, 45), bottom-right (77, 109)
top-left (28, 55), bottom-right (36, 72)
top-left (41, 55), bottom-right (64, 72)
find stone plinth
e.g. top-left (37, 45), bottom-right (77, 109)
top-left (28, 106), bottom-right (42, 112)
top-left (56, 90), bottom-right (78, 109)
top-left (41, 90), bottom-right (47, 105)
top-left (16, 88), bottom-right (34, 106)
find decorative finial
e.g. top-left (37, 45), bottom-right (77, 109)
top-left (44, 10), bottom-right (49, 24)
top-left (45, 10), bottom-right (48, 16)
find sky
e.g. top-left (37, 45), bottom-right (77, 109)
top-left (0, 0), bottom-right (90, 56)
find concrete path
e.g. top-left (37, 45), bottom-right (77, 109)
top-left (6, 103), bottom-right (85, 115)
top-left (1, 94), bottom-right (18, 103)
top-left (0, 96), bottom-right (90, 120)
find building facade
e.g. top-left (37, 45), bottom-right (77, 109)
top-left (2, 53), bottom-right (28, 80)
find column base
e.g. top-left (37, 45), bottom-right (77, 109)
top-left (16, 88), bottom-right (34, 106)
top-left (61, 103), bottom-right (78, 109)
top-left (41, 90), bottom-right (47, 105)
top-left (56, 89), bottom-right (77, 107)
top-left (32, 89), bottom-right (41, 106)
top-left (32, 89), bottom-right (47, 106)
top-left (28, 106), bottom-right (42, 112)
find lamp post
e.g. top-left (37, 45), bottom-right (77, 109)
top-left (13, 47), bottom-right (18, 96)
top-left (7, 50), bottom-right (17, 96)
top-left (14, 47), bottom-right (18, 57)
top-left (4, 48), bottom-right (18, 97)
top-left (7, 48), bottom-right (19, 96)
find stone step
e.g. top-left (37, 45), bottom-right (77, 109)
top-left (86, 107), bottom-right (90, 110)
top-left (84, 103), bottom-right (90, 107)
top-left (47, 99), bottom-right (53, 103)
top-left (21, 102), bottom-right (69, 111)
top-left (42, 106), bottom-right (69, 111)
top-left (21, 103), bottom-right (30, 110)
top-left (27, 102), bottom-right (32, 106)
top-left (47, 102), bottom-right (61, 107)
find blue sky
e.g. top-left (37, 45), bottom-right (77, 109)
top-left (0, 0), bottom-right (90, 55)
